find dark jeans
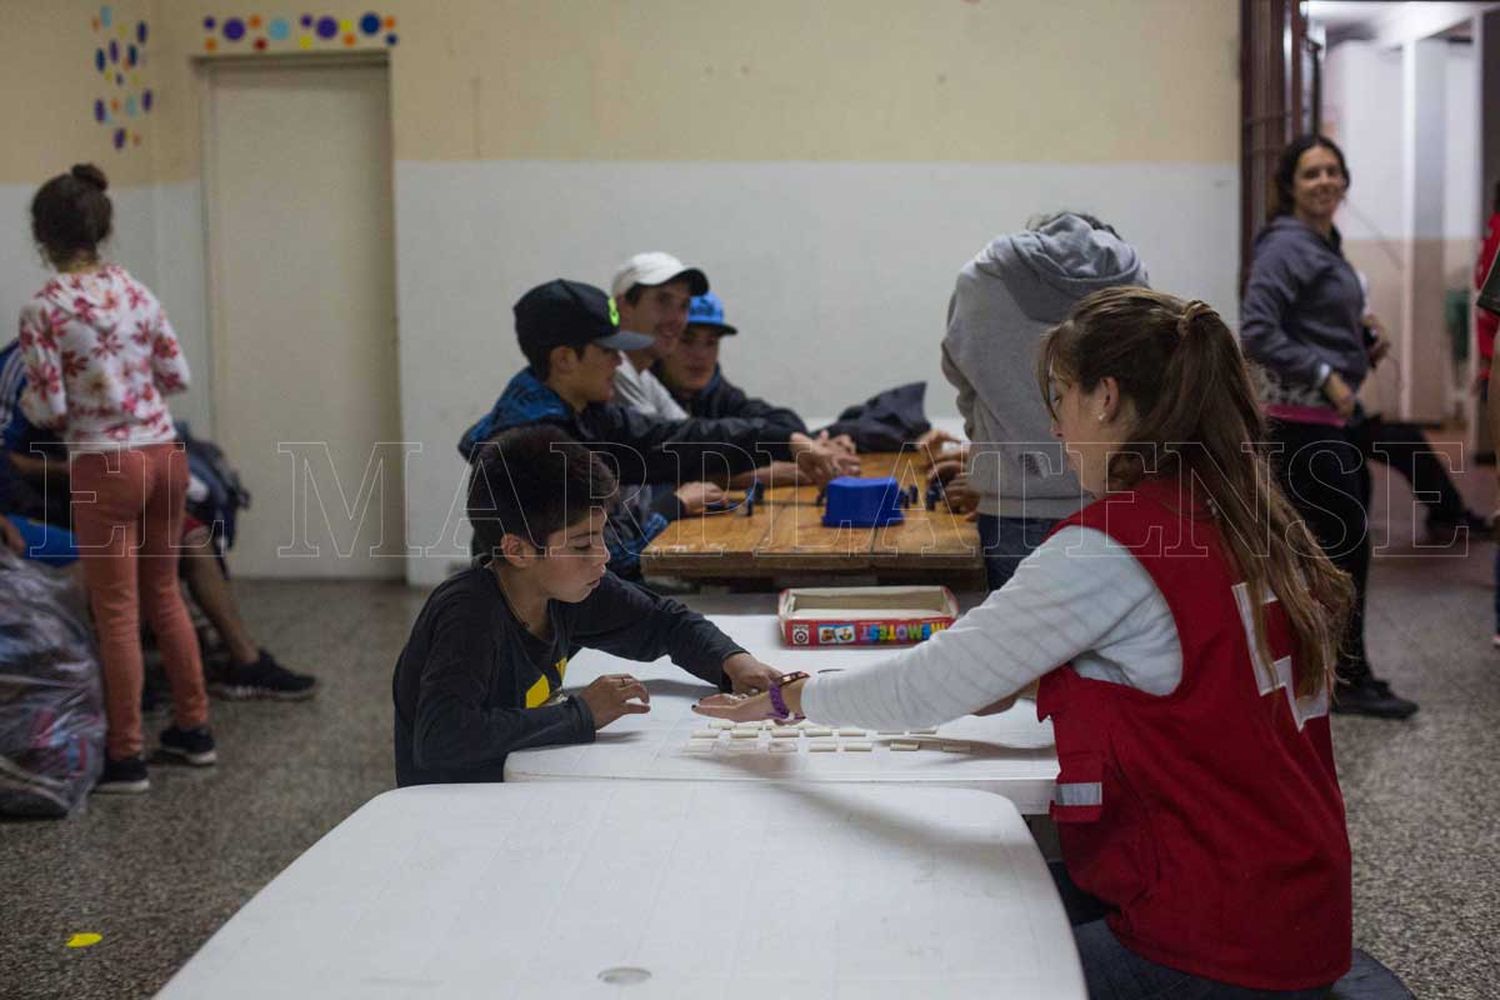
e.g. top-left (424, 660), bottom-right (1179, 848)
top-left (977, 514), bottom-right (1058, 591)
top-left (1267, 420), bottom-right (1372, 685)
top-left (1050, 863), bottom-right (1335, 999)
top-left (1351, 415), bottom-right (1472, 527)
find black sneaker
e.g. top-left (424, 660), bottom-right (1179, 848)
top-left (209, 651), bottom-right (318, 702)
top-left (1331, 677), bottom-right (1419, 720)
top-left (158, 725), bottom-right (218, 766)
top-left (94, 755), bottom-right (150, 794)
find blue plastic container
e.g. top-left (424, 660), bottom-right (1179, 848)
top-left (821, 476), bottom-right (905, 528)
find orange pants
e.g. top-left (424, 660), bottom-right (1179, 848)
top-left (71, 444), bottom-right (208, 760)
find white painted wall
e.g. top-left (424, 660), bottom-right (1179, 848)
top-left (1325, 42), bottom-right (1407, 244)
top-left (393, 159), bottom-right (1238, 584)
top-left (1445, 44), bottom-right (1481, 241)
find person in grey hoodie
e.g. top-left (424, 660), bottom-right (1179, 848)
top-left (941, 212), bottom-right (1148, 588)
top-left (1240, 133), bottom-right (1416, 721)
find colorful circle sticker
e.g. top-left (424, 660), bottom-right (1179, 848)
top-left (254, 38), bottom-right (267, 51)
top-left (113, 127), bottom-right (126, 150)
top-left (223, 18), bottom-right (246, 41)
top-left (127, 44), bottom-right (137, 66)
top-left (142, 89), bottom-right (153, 112)
top-left (300, 14), bottom-right (313, 27)
top-left (125, 94), bottom-right (137, 116)
top-left (108, 40), bottom-right (118, 63)
top-left (93, 99), bottom-right (106, 122)
top-left (359, 12), bottom-right (381, 35)
top-left (95, 48), bottom-right (106, 72)
top-left (203, 16), bottom-right (216, 30)
top-left (385, 33), bottom-right (398, 46)
top-left (100, 6), bottom-right (112, 28)
top-left (137, 21), bottom-right (148, 44)
top-left (315, 16), bottom-right (338, 39)
top-left (268, 17), bottom-right (290, 41)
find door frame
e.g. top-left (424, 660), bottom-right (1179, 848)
top-left (197, 51), bottom-right (393, 443)
top-left (195, 52), bottom-right (401, 576)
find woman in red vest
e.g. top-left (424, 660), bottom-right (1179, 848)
top-left (696, 287), bottom-right (1355, 997)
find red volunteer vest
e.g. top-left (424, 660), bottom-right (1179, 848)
top-left (1036, 479), bottom-right (1352, 989)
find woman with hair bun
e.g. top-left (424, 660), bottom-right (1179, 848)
top-left (696, 287), bottom-right (1355, 996)
top-left (17, 163), bottom-right (215, 794)
top-left (1240, 134), bottom-right (1417, 719)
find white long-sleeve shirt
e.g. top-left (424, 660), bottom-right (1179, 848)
top-left (612, 362), bottom-right (687, 419)
top-left (800, 526), bottom-right (1182, 730)
top-left (17, 264), bottom-right (189, 451)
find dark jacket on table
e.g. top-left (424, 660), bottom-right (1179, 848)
top-left (457, 368), bottom-right (804, 575)
top-left (392, 566), bottom-right (743, 786)
top-left (1241, 216), bottom-right (1369, 411)
top-left (655, 364), bottom-right (809, 435)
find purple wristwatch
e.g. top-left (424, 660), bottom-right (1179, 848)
top-left (767, 671), bottom-right (810, 721)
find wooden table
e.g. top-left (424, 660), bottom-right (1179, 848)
top-left (641, 450), bottom-right (983, 582)
top-left (159, 782), bottom-right (1086, 999)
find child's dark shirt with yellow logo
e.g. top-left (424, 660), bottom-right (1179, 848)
top-left (393, 567), bottom-right (741, 786)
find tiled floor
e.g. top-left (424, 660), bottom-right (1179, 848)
top-left (3, 455), bottom-right (1497, 998)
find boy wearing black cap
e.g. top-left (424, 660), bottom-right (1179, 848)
top-left (458, 279), bottom-right (843, 577)
top-left (396, 426), bottom-right (782, 786)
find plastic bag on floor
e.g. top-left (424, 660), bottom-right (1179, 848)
top-left (0, 549), bottom-right (105, 817)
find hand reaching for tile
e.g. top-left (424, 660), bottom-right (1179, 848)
top-left (577, 673), bottom-right (650, 729)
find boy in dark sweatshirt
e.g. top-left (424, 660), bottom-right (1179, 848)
top-left (394, 425), bottom-right (782, 786)
top-left (458, 279), bottom-right (844, 577)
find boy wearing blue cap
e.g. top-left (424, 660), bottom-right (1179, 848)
top-left (656, 292), bottom-right (857, 486)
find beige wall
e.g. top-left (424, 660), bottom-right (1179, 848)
top-left (0, 0), bottom-right (160, 185)
top-left (0, 0), bottom-right (1238, 186)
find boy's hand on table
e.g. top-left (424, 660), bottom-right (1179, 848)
top-left (577, 673), bottom-right (650, 729)
top-left (676, 481), bottom-right (726, 515)
top-left (789, 435), bottom-right (841, 485)
top-left (720, 653), bottom-right (781, 694)
top-left (816, 430), bottom-right (858, 456)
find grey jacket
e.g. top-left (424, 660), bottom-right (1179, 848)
top-left (1240, 216), bottom-right (1368, 412)
top-left (942, 214), bottom-right (1149, 518)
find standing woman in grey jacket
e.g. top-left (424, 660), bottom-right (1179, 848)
top-left (941, 212), bottom-right (1149, 588)
top-left (1241, 134), bottom-right (1417, 719)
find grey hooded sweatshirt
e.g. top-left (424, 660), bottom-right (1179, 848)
top-left (941, 213), bottom-right (1149, 518)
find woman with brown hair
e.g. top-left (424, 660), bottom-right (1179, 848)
top-left (1240, 134), bottom-right (1416, 718)
top-left (696, 287), bottom-right (1355, 996)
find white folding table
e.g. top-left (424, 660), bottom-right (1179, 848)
top-left (505, 615), bottom-right (1061, 814)
top-left (158, 781), bottom-right (1086, 999)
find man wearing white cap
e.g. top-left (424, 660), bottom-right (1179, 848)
top-left (609, 252), bottom-right (708, 419)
